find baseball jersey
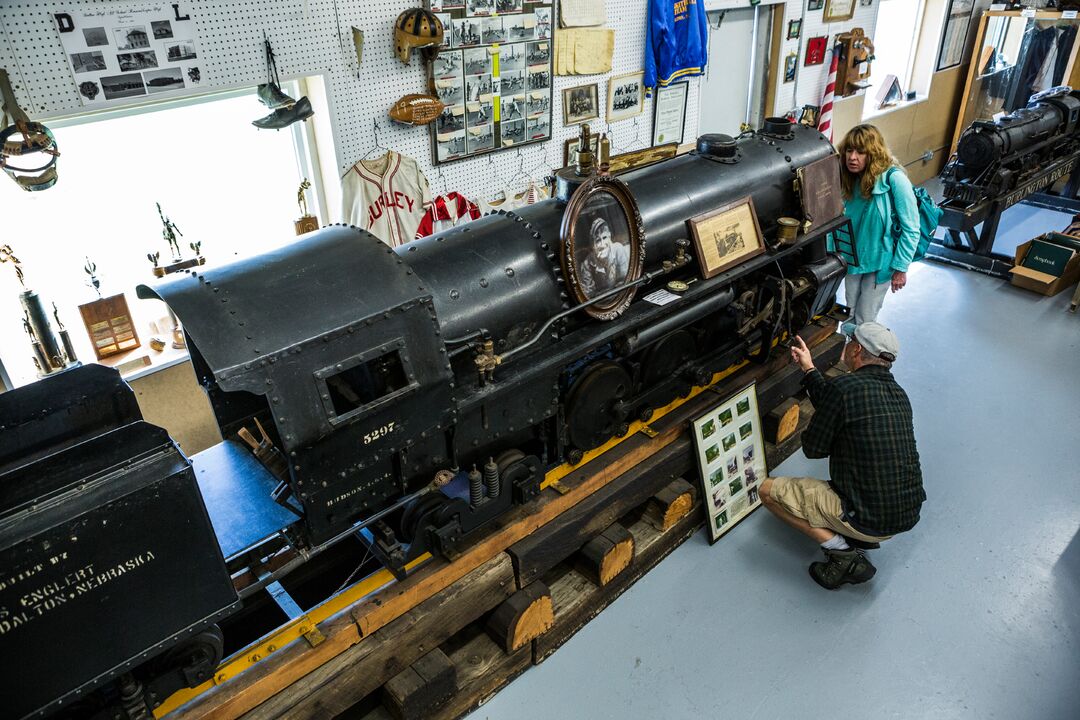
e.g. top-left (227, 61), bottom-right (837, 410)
top-left (341, 150), bottom-right (432, 247)
top-left (644, 0), bottom-right (708, 96)
top-left (415, 191), bottom-right (481, 239)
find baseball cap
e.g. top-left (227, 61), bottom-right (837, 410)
top-left (844, 322), bottom-right (900, 361)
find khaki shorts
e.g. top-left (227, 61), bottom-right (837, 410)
top-left (767, 476), bottom-right (891, 543)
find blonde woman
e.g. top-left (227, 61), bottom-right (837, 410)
top-left (837, 124), bottom-right (920, 325)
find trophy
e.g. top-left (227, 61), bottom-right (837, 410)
top-left (294, 179), bottom-right (319, 235)
top-left (1, 244), bottom-right (79, 376)
top-left (147, 203), bottom-right (205, 349)
top-left (77, 257), bottom-right (141, 360)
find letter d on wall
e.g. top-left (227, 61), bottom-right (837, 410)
top-left (54, 13), bottom-right (74, 33)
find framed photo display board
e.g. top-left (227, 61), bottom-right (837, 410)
top-left (428, 1), bottom-right (554, 164)
top-left (652, 81), bottom-right (687, 146)
top-left (693, 382), bottom-right (767, 543)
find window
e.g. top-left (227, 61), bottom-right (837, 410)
top-left (864, 0), bottom-right (927, 115)
top-left (0, 85), bottom-right (326, 387)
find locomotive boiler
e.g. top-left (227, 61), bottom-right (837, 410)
top-left (1, 119), bottom-right (851, 720)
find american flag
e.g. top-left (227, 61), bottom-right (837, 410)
top-left (818, 44), bottom-right (841, 142)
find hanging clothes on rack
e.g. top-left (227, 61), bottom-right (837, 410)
top-left (341, 149), bottom-right (432, 247)
top-left (414, 191), bottom-right (481, 239)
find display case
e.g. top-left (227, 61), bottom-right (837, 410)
top-left (952, 9), bottom-right (1080, 153)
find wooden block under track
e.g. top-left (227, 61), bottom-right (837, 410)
top-left (763, 397), bottom-right (801, 444)
top-left (485, 581), bottom-right (554, 653)
top-left (575, 523), bottom-right (635, 587)
top-left (643, 477), bottom-right (696, 532)
top-left (381, 648), bottom-right (455, 720)
top-left (535, 500), bottom-right (703, 664)
top-left (765, 397), bottom-right (815, 471)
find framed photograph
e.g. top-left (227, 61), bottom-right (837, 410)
top-left (784, 53), bottom-right (798, 83)
top-left (687, 196), bottom-right (765, 279)
top-left (429, 1), bottom-right (555, 164)
top-left (808, 0), bottom-right (824, 9)
top-left (936, 0), bottom-right (974, 71)
top-left (559, 175), bottom-right (646, 320)
top-left (652, 81), bottom-right (688, 146)
top-left (823, 0), bottom-right (856, 22)
top-left (805, 36), bottom-right (828, 66)
top-left (692, 381), bottom-right (767, 544)
top-left (607, 71), bottom-right (644, 123)
top-left (787, 19), bottom-right (802, 40)
top-left (562, 83), bottom-right (599, 125)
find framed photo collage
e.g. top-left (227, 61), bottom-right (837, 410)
top-left (692, 382), bottom-right (768, 543)
top-left (428, 0), bottom-right (554, 164)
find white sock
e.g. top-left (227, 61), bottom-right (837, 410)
top-left (821, 534), bottom-right (850, 551)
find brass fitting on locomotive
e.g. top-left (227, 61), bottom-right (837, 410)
top-left (474, 339), bottom-right (500, 384)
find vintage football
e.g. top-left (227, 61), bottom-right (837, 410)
top-left (389, 94), bottom-right (445, 126)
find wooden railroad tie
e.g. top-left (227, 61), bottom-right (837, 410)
top-left (643, 478), bottom-right (696, 532)
top-left (485, 581), bottom-right (554, 653)
top-left (576, 523), bottom-right (635, 587)
top-left (763, 397), bottom-right (801, 444)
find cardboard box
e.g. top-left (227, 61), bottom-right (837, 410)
top-left (1010, 237), bottom-right (1080, 296)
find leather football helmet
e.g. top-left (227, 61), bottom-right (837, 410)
top-left (394, 8), bottom-right (444, 65)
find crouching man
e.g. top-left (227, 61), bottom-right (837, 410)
top-left (760, 323), bottom-right (925, 589)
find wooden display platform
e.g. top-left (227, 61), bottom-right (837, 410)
top-left (166, 320), bottom-right (843, 720)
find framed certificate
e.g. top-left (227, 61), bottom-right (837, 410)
top-left (823, 0), bottom-right (856, 22)
top-left (651, 81), bottom-right (687, 146)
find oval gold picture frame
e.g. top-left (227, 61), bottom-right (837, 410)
top-left (559, 175), bottom-right (646, 321)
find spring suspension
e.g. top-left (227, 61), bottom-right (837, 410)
top-left (469, 465), bottom-right (484, 506)
top-left (483, 457), bottom-right (500, 499)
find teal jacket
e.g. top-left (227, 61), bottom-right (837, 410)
top-left (843, 167), bottom-right (920, 284)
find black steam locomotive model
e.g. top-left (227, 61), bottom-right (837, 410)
top-left (941, 86), bottom-right (1080, 207)
top-left (1, 119), bottom-right (850, 720)
top-left (935, 86), bottom-right (1080, 268)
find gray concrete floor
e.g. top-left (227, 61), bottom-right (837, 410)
top-left (467, 260), bottom-right (1080, 719)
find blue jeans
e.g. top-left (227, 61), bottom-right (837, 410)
top-left (844, 272), bottom-right (889, 326)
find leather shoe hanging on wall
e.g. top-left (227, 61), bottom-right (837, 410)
top-left (253, 96), bottom-right (313, 130)
top-left (253, 35), bottom-right (311, 130)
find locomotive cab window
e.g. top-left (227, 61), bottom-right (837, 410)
top-left (321, 348), bottom-right (412, 422)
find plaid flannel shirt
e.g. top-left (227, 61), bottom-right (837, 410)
top-left (801, 365), bottom-right (925, 536)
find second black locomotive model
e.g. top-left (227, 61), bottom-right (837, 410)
top-left (941, 86), bottom-right (1080, 206)
top-left (1, 119), bottom-right (851, 720)
top-left (935, 86), bottom-right (1080, 267)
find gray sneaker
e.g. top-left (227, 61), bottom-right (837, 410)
top-left (809, 548), bottom-right (876, 590)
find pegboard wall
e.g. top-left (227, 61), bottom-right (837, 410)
top-left (0, 0), bottom-right (701, 209)
top-left (772, 0), bottom-right (881, 115)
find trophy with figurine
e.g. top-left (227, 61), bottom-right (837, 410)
top-left (147, 203), bottom-right (205, 349)
top-left (295, 178), bottom-right (319, 235)
top-left (1, 244), bottom-right (79, 376)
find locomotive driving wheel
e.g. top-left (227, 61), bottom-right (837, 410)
top-left (564, 360), bottom-right (633, 452)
